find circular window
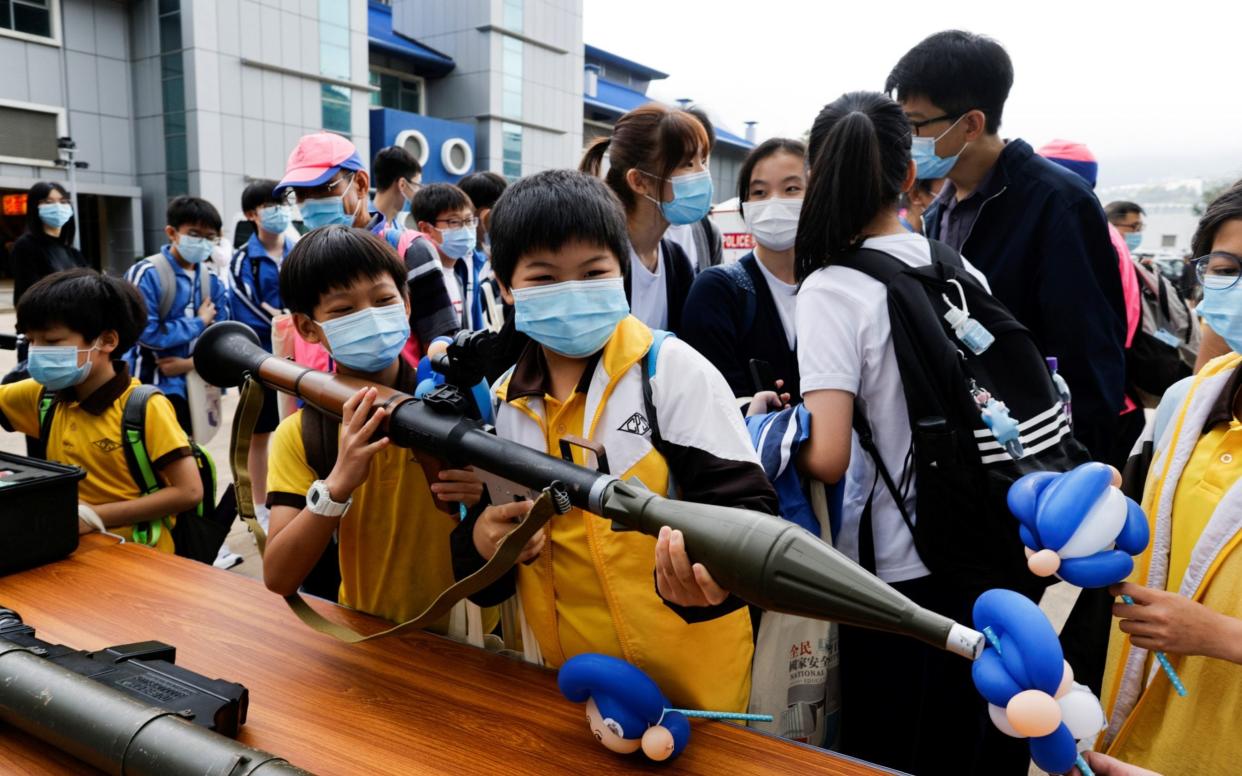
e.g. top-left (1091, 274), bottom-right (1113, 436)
top-left (394, 130), bottom-right (430, 167)
top-left (441, 137), bottom-right (474, 176)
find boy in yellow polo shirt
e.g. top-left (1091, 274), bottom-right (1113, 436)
top-left (450, 170), bottom-right (780, 711)
top-left (263, 225), bottom-right (483, 630)
top-left (0, 269), bottom-right (200, 552)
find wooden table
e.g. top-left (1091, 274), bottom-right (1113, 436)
top-left (0, 539), bottom-right (895, 775)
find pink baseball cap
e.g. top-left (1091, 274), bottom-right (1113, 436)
top-left (274, 132), bottom-right (366, 194)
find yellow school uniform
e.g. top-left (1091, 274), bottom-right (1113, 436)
top-left (0, 364), bottom-right (192, 553)
top-left (265, 359), bottom-right (491, 634)
top-left (1100, 353), bottom-right (1242, 773)
top-left (492, 316), bottom-right (765, 711)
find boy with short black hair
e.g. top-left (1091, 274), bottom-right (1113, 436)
top-left (264, 225), bottom-right (483, 628)
top-left (229, 179), bottom-right (295, 524)
top-left (411, 183), bottom-right (486, 330)
top-left (371, 145), bottom-right (423, 238)
top-left (451, 169), bottom-right (779, 711)
top-left (0, 269), bottom-right (200, 552)
top-left (125, 196), bottom-right (232, 435)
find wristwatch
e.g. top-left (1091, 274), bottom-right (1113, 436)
top-left (306, 480), bottom-right (352, 518)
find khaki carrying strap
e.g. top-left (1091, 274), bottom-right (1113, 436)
top-left (230, 377), bottom-right (556, 642)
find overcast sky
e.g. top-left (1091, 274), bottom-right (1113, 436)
top-left (582, 0), bottom-right (1241, 189)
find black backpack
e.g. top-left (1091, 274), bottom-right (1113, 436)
top-left (1127, 260), bottom-right (1200, 400)
top-left (836, 240), bottom-right (1090, 591)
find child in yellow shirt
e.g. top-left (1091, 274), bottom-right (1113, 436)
top-left (263, 225), bottom-right (482, 628)
top-left (0, 269), bottom-right (200, 551)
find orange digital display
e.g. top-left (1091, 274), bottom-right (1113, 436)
top-left (2, 193), bottom-right (27, 217)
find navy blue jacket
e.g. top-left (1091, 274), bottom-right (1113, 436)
top-left (923, 139), bottom-right (1126, 461)
top-left (681, 253), bottom-right (801, 402)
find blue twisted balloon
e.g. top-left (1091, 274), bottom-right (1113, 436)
top-left (973, 590), bottom-right (1102, 774)
top-left (1007, 462), bottom-right (1150, 588)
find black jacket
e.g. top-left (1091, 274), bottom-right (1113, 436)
top-left (11, 231), bottom-right (86, 305)
top-left (623, 237), bottom-right (696, 335)
top-left (923, 139), bottom-right (1126, 461)
top-left (681, 252), bottom-right (801, 402)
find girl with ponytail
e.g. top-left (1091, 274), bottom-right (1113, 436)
top-left (579, 103), bottom-right (710, 333)
top-left (792, 92), bottom-right (996, 774)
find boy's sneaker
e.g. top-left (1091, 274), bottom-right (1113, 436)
top-left (213, 545), bottom-right (244, 570)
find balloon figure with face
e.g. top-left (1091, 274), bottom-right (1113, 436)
top-left (558, 654), bottom-right (691, 762)
top-left (972, 589), bottom-right (1107, 774)
top-left (1007, 462), bottom-right (1150, 588)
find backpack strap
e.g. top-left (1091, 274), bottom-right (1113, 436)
top-left (396, 228), bottom-right (427, 259)
top-left (926, 238), bottom-right (966, 272)
top-left (120, 385), bottom-right (165, 547)
top-left (640, 330), bottom-right (674, 455)
top-left (32, 389), bottom-right (56, 460)
top-left (302, 405), bottom-right (340, 481)
top-left (832, 247), bottom-right (911, 284)
top-left (150, 252), bottom-right (178, 322)
top-left (850, 398), bottom-right (917, 574)
top-left (722, 260), bottom-right (758, 333)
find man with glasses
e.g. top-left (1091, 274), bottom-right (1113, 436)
top-left (887, 31), bottom-right (1126, 469)
top-left (125, 196), bottom-right (232, 435)
top-left (1106, 201), bottom-right (1147, 255)
top-left (411, 184), bottom-right (488, 331)
top-left (275, 133), bottom-right (459, 350)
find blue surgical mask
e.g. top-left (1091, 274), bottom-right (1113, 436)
top-left (258, 204), bottom-right (292, 235)
top-left (513, 277), bottom-right (629, 358)
top-left (911, 116), bottom-right (967, 180)
top-left (176, 234), bottom-right (215, 264)
top-left (317, 302), bottom-right (410, 373)
top-left (300, 196), bottom-right (351, 229)
top-left (439, 226), bottom-right (477, 259)
top-left (1197, 282), bottom-right (1242, 354)
top-left (38, 203), bottom-right (73, 229)
top-left (28, 342), bottom-right (97, 391)
top-left (1124, 232), bottom-right (1142, 253)
top-left (644, 170), bottom-right (714, 225)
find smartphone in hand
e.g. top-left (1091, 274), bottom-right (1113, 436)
top-left (749, 358), bottom-right (780, 395)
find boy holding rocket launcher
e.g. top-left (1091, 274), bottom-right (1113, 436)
top-left (263, 225), bottom-right (485, 631)
top-left (449, 169), bottom-right (780, 711)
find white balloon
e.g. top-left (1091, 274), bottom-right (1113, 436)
top-left (1058, 487), bottom-right (1127, 559)
top-left (988, 703), bottom-right (1024, 738)
top-left (1058, 684), bottom-right (1106, 741)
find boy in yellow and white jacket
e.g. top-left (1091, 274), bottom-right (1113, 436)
top-left (450, 170), bottom-right (779, 711)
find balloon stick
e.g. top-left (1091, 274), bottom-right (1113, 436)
top-left (667, 709), bottom-right (774, 722)
top-left (982, 625), bottom-right (1004, 656)
top-left (1076, 754), bottom-right (1096, 776)
top-left (1120, 594), bottom-right (1188, 697)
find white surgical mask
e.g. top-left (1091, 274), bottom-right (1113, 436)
top-left (742, 198), bottom-right (803, 252)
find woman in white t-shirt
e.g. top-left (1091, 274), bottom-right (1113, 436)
top-left (793, 91), bottom-right (1004, 775)
top-left (579, 103), bottom-right (708, 334)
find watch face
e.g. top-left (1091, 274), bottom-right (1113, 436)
top-left (310, 489), bottom-right (321, 506)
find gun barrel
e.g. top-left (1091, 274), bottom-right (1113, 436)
top-left (193, 322), bottom-right (983, 659)
top-left (0, 637), bottom-right (313, 775)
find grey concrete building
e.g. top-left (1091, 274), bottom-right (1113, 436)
top-left (0, 0), bottom-right (750, 282)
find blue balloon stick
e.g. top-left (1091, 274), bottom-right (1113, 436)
top-left (1121, 594), bottom-right (1188, 697)
top-left (1076, 754), bottom-right (1096, 776)
top-left (982, 625), bottom-right (1004, 656)
top-left (668, 708), bottom-right (774, 722)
